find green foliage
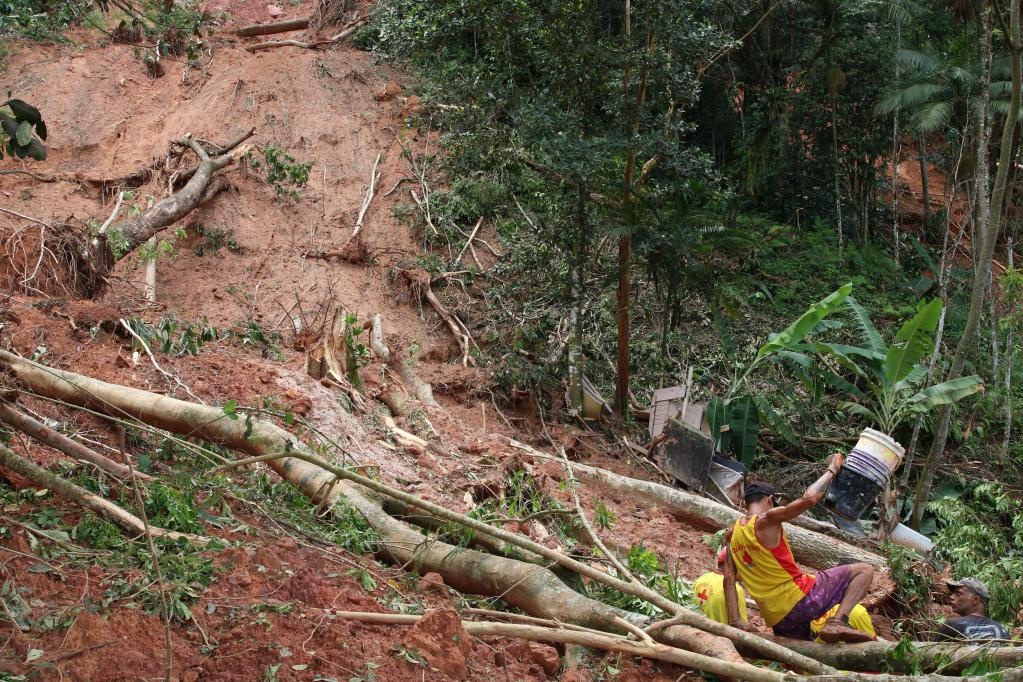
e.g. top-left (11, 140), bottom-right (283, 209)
top-left (193, 224), bottom-right (240, 256)
top-left (0, 0), bottom-right (88, 41)
top-left (242, 470), bottom-right (380, 555)
top-left (137, 234), bottom-right (179, 263)
top-left (806, 297), bottom-right (983, 433)
top-left (103, 0), bottom-right (217, 66)
top-left (587, 544), bottom-right (695, 616)
top-left (247, 144), bottom-right (312, 203)
top-left (593, 497), bottom-right (614, 531)
top-left (710, 283), bottom-right (852, 463)
top-left (883, 541), bottom-right (933, 610)
top-left (927, 481), bottom-right (1023, 622)
top-left (125, 314), bottom-right (220, 356)
top-left (0, 97), bottom-right (46, 161)
top-left (231, 318), bottom-right (285, 360)
top-left (144, 481), bottom-right (206, 534)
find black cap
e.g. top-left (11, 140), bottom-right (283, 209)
top-left (744, 481), bottom-right (777, 502)
top-left (948, 577), bottom-right (990, 603)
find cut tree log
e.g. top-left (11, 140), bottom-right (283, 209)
top-left (372, 314), bottom-right (439, 407)
top-left (0, 443), bottom-right (208, 544)
top-left (507, 440), bottom-right (887, 571)
top-left (0, 401), bottom-right (153, 481)
top-left (0, 351), bottom-right (833, 675)
top-left (244, 16), bottom-right (367, 51)
top-left (236, 17), bottom-right (310, 36)
top-left (762, 638), bottom-right (1023, 675)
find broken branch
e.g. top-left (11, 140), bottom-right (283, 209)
top-left (0, 400), bottom-right (152, 481)
top-left (0, 442), bottom-right (209, 545)
top-left (235, 16), bottom-right (310, 36)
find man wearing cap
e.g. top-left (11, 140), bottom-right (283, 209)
top-left (723, 454), bottom-right (876, 643)
top-left (936, 578), bottom-right (1009, 642)
top-left (693, 548), bottom-right (748, 625)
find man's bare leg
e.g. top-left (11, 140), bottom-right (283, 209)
top-left (820, 563), bottom-right (875, 643)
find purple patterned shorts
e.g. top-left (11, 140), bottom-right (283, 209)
top-left (772, 565), bottom-right (853, 640)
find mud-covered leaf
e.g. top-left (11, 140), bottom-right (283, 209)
top-left (6, 99), bottom-right (41, 125)
top-left (15, 120), bottom-right (32, 146)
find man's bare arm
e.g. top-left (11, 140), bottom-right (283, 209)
top-left (722, 532), bottom-right (745, 628)
top-left (763, 453), bottom-right (845, 525)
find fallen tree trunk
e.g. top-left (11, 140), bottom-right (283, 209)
top-left (510, 441), bottom-right (886, 571)
top-left (0, 351), bottom-right (833, 675)
top-left (334, 612), bottom-right (1023, 682)
top-left (337, 610), bottom-right (784, 682)
top-left (763, 638), bottom-right (1023, 675)
top-left (103, 138), bottom-right (245, 257)
top-left (0, 443), bottom-right (207, 544)
top-left (236, 17), bottom-right (310, 36)
top-left (0, 401), bottom-right (153, 481)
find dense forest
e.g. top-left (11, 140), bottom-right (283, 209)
top-left (0, 0), bottom-right (1021, 679)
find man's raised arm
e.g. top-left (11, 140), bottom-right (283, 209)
top-left (763, 452), bottom-right (845, 526)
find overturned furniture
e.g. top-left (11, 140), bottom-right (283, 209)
top-left (658, 418), bottom-right (747, 508)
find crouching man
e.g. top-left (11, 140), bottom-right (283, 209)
top-left (723, 456), bottom-right (875, 643)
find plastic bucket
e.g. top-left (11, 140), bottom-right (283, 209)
top-left (825, 467), bottom-right (884, 521)
top-left (853, 428), bottom-right (905, 473)
top-left (844, 450), bottom-right (890, 487)
top-left (888, 522), bottom-right (934, 554)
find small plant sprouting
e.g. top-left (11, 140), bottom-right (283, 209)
top-left (391, 645), bottom-right (427, 666)
top-left (247, 144), bottom-right (312, 203)
top-left (232, 318), bottom-right (286, 361)
top-left (594, 497), bottom-right (615, 530)
top-left (193, 224), bottom-right (241, 256)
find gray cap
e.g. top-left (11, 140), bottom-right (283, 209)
top-left (947, 577), bottom-right (990, 602)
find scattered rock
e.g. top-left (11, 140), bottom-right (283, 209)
top-left (400, 95), bottom-right (423, 119)
top-left (287, 395), bottom-right (313, 415)
top-left (418, 572), bottom-right (447, 595)
top-left (561, 669), bottom-right (593, 682)
top-left (375, 80), bottom-right (402, 102)
top-left (402, 609), bottom-right (472, 680)
top-left (506, 640), bottom-right (561, 678)
top-left (266, 4), bottom-right (283, 16)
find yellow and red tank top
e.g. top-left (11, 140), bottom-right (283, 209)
top-left (729, 514), bottom-right (815, 626)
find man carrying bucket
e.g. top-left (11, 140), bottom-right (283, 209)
top-left (722, 455), bottom-right (876, 643)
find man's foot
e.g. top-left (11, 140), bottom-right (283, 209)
top-left (818, 618), bottom-right (874, 644)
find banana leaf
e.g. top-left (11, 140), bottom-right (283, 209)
top-left (838, 401), bottom-right (885, 429)
top-left (883, 298), bottom-right (942, 384)
top-left (893, 364), bottom-right (929, 393)
top-left (714, 306), bottom-right (736, 365)
top-left (726, 397), bottom-right (759, 467)
top-left (753, 395), bottom-right (795, 444)
top-left (755, 282), bottom-right (852, 361)
top-left (907, 375), bottom-right (984, 410)
top-left (845, 297), bottom-right (886, 354)
top-left (706, 396), bottom-right (728, 452)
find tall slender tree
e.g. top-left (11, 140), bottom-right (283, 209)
top-left (911, 0), bottom-right (1020, 529)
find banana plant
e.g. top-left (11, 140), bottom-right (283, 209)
top-left (796, 297), bottom-right (983, 435)
top-left (710, 282), bottom-right (853, 465)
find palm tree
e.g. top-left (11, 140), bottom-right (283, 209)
top-left (876, 47), bottom-right (1014, 234)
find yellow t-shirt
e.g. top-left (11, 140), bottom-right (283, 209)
top-left (810, 604), bottom-right (876, 641)
top-left (729, 515), bottom-right (816, 626)
top-left (693, 572), bottom-right (747, 625)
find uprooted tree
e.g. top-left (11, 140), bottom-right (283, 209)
top-left (0, 128), bottom-right (253, 297)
